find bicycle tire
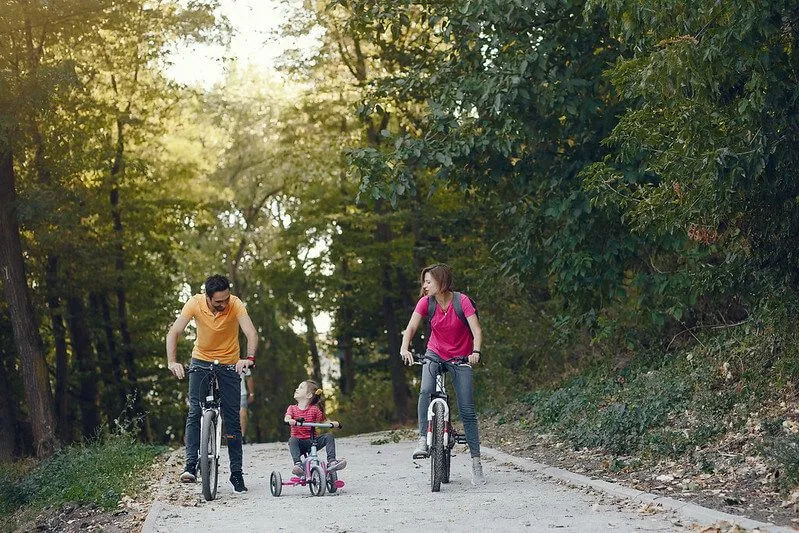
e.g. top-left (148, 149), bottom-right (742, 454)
top-left (431, 402), bottom-right (445, 492)
top-left (200, 410), bottom-right (218, 501)
top-left (309, 465), bottom-right (326, 496)
top-left (442, 442), bottom-right (451, 484)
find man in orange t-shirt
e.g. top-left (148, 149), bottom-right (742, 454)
top-left (166, 274), bottom-right (258, 493)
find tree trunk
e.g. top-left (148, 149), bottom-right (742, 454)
top-left (0, 365), bottom-right (17, 461)
top-left (337, 257), bottom-right (355, 395)
top-left (0, 142), bottom-right (57, 458)
top-left (110, 116), bottom-right (143, 426)
top-left (45, 255), bottom-right (71, 443)
top-left (375, 204), bottom-right (410, 421)
top-left (380, 262), bottom-right (408, 422)
top-left (89, 291), bottom-right (125, 424)
top-left (303, 306), bottom-right (323, 386)
top-left (66, 294), bottom-right (100, 438)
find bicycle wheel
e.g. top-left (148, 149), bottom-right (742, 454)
top-left (327, 470), bottom-right (338, 494)
top-left (430, 402), bottom-right (445, 492)
top-left (200, 410), bottom-right (219, 501)
top-left (270, 471), bottom-right (282, 497)
top-left (309, 465), bottom-right (326, 496)
top-left (442, 444), bottom-right (451, 484)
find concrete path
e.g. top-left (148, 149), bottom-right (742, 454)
top-left (142, 432), bottom-right (787, 533)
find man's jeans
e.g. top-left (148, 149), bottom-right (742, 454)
top-left (288, 434), bottom-right (337, 464)
top-left (185, 359), bottom-right (243, 474)
top-left (417, 350), bottom-right (481, 457)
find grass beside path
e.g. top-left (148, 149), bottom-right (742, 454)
top-left (0, 434), bottom-right (166, 529)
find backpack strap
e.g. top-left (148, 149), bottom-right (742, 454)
top-left (427, 295), bottom-right (436, 322)
top-left (451, 292), bottom-right (471, 332)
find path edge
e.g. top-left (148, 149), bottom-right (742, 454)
top-left (481, 445), bottom-right (792, 533)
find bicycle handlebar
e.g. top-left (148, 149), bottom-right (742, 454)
top-left (412, 355), bottom-right (470, 366)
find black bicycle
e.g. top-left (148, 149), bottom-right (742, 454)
top-left (189, 360), bottom-right (225, 501)
top-left (414, 355), bottom-right (469, 492)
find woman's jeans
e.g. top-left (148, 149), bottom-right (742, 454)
top-left (185, 358), bottom-right (243, 474)
top-left (417, 350), bottom-right (481, 458)
top-left (288, 434), bottom-right (337, 464)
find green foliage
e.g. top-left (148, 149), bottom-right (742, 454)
top-left (762, 433), bottom-right (799, 492)
top-left (0, 435), bottom-right (165, 522)
top-left (334, 370), bottom-right (398, 436)
top-left (520, 313), bottom-right (790, 458)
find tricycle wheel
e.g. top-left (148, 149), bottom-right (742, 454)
top-left (309, 465), bottom-right (326, 496)
top-left (270, 471), bottom-right (282, 496)
top-left (327, 470), bottom-right (338, 493)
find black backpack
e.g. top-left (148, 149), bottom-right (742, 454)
top-left (427, 292), bottom-right (478, 337)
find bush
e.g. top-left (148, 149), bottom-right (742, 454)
top-left (762, 433), bottom-right (799, 493)
top-left (0, 435), bottom-right (165, 521)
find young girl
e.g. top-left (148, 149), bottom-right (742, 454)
top-left (284, 380), bottom-right (347, 476)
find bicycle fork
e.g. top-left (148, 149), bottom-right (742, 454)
top-left (426, 398), bottom-right (450, 449)
top-left (200, 407), bottom-right (222, 459)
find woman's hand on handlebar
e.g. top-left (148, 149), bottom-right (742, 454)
top-left (400, 348), bottom-right (414, 366)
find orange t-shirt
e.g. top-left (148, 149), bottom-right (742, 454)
top-left (179, 294), bottom-right (247, 365)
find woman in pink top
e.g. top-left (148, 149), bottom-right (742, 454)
top-left (399, 263), bottom-right (485, 485)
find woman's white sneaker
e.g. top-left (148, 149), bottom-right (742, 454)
top-left (412, 436), bottom-right (429, 459)
top-left (471, 457), bottom-right (486, 485)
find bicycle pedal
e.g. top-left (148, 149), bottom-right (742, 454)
top-left (455, 435), bottom-right (468, 445)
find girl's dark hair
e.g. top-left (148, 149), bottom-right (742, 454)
top-left (305, 380), bottom-right (325, 415)
top-left (419, 263), bottom-right (453, 297)
top-left (204, 274), bottom-right (231, 298)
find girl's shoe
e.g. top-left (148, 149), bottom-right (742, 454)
top-left (327, 458), bottom-right (347, 471)
top-left (292, 463), bottom-right (304, 476)
top-left (471, 457), bottom-right (486, 486)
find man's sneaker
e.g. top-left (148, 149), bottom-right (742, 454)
top-left (471, 456), bottom-right (486, 486)
top-left (230, 472), bottom-right (248, 493)
top-left (179, 470), bottom-right (196, 483)
top-left (327, 458), bottom-right (347, 472)
top-left (412, 436), bottom-right (429, 459)
top-left (292, 463), bottom-right (304, 476)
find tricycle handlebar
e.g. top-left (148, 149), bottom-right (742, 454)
top-left (288, 419), bottom-right (342, 429)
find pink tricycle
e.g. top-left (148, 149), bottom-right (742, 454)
top-left (270, 421), bottom-right (345, 497)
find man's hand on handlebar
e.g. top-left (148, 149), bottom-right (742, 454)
top-left (235, 359), bottom-right (254, 374)
top-left (468, 352), bottom-right (481, 366)
top-left (168, 361), bottom-right (185, 379)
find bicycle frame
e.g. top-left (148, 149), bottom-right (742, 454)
top-left (422, 356), bottom-right (468, 450)
top-left (426, 374), bottom-right (451, 450)
top-left (199, 366), bottom-right (222, 464)
top-left (416, 355), bottom-right (470, 491)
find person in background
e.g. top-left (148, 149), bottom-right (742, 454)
top-left (240, 369), bottom-right (254, 443)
